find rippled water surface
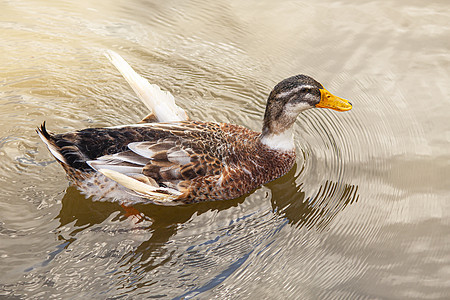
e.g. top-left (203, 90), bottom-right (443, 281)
top-left (1, 0), bottom-right (449, 299)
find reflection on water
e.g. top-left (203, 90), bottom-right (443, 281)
top-left (1, 0), bottom-right (449, 298)
top-left (32, 164), bottom-right (359, 298)
top-left (269, 172), bottom-right (359, 230)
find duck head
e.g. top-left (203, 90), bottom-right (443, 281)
top-left (260, 74), bottom-right (352, 151)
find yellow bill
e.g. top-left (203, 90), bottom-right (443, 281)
top-left (317, 89), bottom-right (352, 111)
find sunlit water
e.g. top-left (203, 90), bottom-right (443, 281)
top-left (1, 0), bottom-right (449, 299)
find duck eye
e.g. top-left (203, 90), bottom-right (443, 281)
top-left (307, 89), bottom-right (315, 95)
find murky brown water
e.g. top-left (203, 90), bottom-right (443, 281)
top-left (1, 0), bottom-right (449, 298)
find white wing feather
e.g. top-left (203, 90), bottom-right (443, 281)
top-left (98, 168), bottom-right (182, 203)
top-left (104, 50), bottom-right (188, 122)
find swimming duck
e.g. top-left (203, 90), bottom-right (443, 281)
top-left (38, 51), bottom-right (352, 205)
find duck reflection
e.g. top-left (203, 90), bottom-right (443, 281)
top-left (267, 165), bottom-right (359, 230)
top-left (55, 167), bottom-right (359, 274)
top-left (55, 186), bottom-right (246, 254)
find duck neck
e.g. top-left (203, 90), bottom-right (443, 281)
top-left (259, 91), bottom-right (303, 151)
top-left (259, 125), bottom-right (295, 152)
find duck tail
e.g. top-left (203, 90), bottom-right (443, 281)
top-left (37, 122), bottom-right (92, 171)
top-left (104, 50), bottom-right (188, 123)
top-left (36, 122), bottom-right (68, 165)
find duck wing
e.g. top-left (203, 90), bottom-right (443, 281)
top-left (105, 50), bottom-right (188, 123)
top-left (86, 123), bottom-right (224, 204)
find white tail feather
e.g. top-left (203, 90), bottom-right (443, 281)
top-left (37, 130), bottom-right (67, 164)
top-left (104, 50), bottom-right (188, 122)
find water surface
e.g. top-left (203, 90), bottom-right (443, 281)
top-left (1, 0), bottom-right (449, 299)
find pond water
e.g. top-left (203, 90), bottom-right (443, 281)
top-left (1, 0), bottom-right (449, 298)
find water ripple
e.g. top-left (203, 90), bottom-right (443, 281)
top-left (1, 0), bottom-right (449, 298)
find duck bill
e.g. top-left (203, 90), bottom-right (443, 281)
top-left (317, 89), bottom-right (352, 111)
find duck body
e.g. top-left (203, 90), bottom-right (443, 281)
top-left (39, 120), bottom-right (295, 205)
top-left (38, 50), bottom-right (351, 205)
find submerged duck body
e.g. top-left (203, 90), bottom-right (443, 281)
top-left (38, 51), bottom-right (352, 205)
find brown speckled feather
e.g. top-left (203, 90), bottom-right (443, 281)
top-left (38, 121), bottom-right (295, 204)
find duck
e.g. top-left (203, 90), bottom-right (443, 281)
top-left (38, 50), bottom-right (352, 205)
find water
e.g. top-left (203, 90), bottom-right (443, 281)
top-left (1, 0), bottom-right (449, 298)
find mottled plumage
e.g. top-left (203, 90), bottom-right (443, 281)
top-left (39, 121), bottom-right (295, 204)
top-left (38, 51), bottom-right (352, 205)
